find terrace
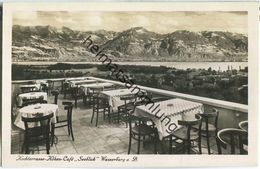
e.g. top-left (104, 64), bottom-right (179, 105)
top-left (11, 76), bottom-right (248, 155)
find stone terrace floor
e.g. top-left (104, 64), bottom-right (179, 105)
top-left (11, 93), bottom-right (222, 155)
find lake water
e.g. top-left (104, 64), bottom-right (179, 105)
top-left (13, 61), bottom-right (248, 71)
top-left (114, 62), bottom-right (248, 71)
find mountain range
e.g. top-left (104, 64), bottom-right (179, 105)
top-left (12, 25), bottom-right (248, 62)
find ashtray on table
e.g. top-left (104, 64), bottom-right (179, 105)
top-left (34, 106), bottom-right (41, 109)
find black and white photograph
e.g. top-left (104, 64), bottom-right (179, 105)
top-left (2, 2), bottom-right (258, 167)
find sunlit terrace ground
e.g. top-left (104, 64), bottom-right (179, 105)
top-left (11, 93), bottom-right (224, 155)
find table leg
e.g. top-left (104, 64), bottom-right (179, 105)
top-left (51, 123), bottom-right (58, 145)
top-left (61, 80), bottom-right (64, 93)
top-left (108, 106), bottom-right (111, 123)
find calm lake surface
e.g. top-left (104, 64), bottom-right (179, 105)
top-left (13, 62), bottom-right (248, 71)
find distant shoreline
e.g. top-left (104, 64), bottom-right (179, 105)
top-left (12, 61), bottom-right (248, 64)
top-left (12, 61), bottom-right (248, 71)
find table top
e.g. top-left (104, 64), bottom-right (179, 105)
top-left (136, 98), bottom-right (203, 117)
top-left (35, 80), bottom-right (48, 85)
top-left (14, 103), bottom-right (58, 129)
top-left (19, 103), bottom-right (58, 115)
top-left (20, 84), bottom-right (40, 88)
top-left (101, 88), bottom-right (133, 97)
top-left (100, 88), bottom-right (134, 111)
top-left (134, 98), bottom-right (203, 139)
top-left (18, 92), bottom-right (47, 98)
top-left (65, 77), bottom-right (88, 82)
top-left (70, 79), bottom-right (97, 87)
top-left (35, 80), bottom-right (47, 83)
top-left (80, 82), bottom-right (113, 88)
top-left (79, 82), bottom-right (114, 95)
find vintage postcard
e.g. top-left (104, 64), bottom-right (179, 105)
top-left (2, 2), bottom-right (259, 167)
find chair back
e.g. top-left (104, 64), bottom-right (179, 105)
top-left (178, 114), bottom-right (202, 141)
top-left (22, 113), bottom-right (53, 137)
top-left (62, 101), bottom-right (73, 122)
top-left (71, 87), bottom-right (83, 97)
top-left (22, 97), bottom-right (47, 107)
top-left (120, 94), bottom-right (137, 105)
top-left (63, 82), bottom-right (71, 90)
top-left (92, 93), bottom-right (108, 108)
top-left (21, 86), bottom-right (37, 93)
top-left (200, 108), bottom-right (219, 131)
top-left (128, 113), bottom-right (155, 134)
top-left (47, 80), bottom-right (54, 90)
top-left (89, 87), bottom-right (103, 96)
top-left (41, 83), bottom-right (48, 93)
top-left (131, 100), bottom-right (145, 113)
top-left (217, 128), bottom-right (248, 154)
top-left (238, 121), bottom-right (248, 132)
top-left (51, 90), bottom-right (59, 104)
top-left (134, 89), bottom-right (147, 97)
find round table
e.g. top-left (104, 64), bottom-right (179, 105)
top-left (14, 104), bottom-right (58, 130)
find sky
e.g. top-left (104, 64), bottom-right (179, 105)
top-left (13, 11), bottom-right (247, 34)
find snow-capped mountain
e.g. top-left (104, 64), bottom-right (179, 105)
top-left (12, 25), bottom-right (248, 62)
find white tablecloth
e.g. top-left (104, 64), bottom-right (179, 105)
top-left (17, 92), bottom-right (48, 107)
top-left (65, 77), bottom-right (88, 82)
top-left (20, 84), bottom-right (41, 91)
top-left (134, 98), bottom-right (204, 139)
top-left (79, 82), bottom-right (113, 95)
top-left (101, 88), bottom-right (134, 111)
top-left (70, 79), bottom-right (97, 87)
top-left (35, 80), bottom-right (49, 87)
top-left (14, 104), bottom-right (58, 130)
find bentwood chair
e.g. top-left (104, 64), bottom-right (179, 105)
top-left (51, 90), bottom-right (59, 105)
top-left (91, 91), bottom-right (110, 126)
top-left (22, 113), bottom-right (53, 154)
top-left (46, 80), bottom-right (54, 95)
top-left (63, 82), bottom-right (72, 99)
top-left (128, 112), bottom-right (158, 154)
top-left (51, 102), bottom-right (74, 145)
top-left (217, 128), bottom-right (248, 154)
top-left (169, 114), bottom-right (202, 154)
top-left (238, 120), bottom-right (248, 132)
top-left (88, 86), bottom-right (103, 106)
top-left (117, 94), bottom-right (137, 126)
top-left (119, 90), bottom-right (152, 126)
top-left (193, 108), bottom-right (219, 154)
top-left (141, 96), bottom-right (169, 127)
top-left (71, 87), bottom-right (83, 108)
top-left (41, 83), bottom-right (49, 94)
top-left (83, 86), bottom-right (102, 106)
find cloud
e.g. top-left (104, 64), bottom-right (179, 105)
top-left (134, 15), bottom-right (151, 27)
top-left (13, 11), bottom-right (38, 20)
top-left (13, 11), bottom-right (248, 34)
